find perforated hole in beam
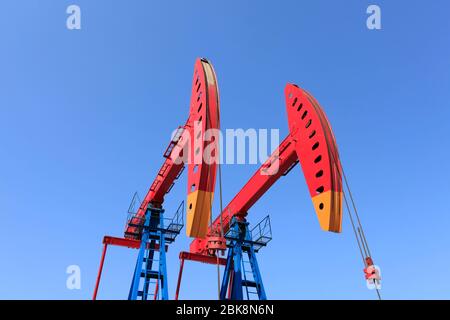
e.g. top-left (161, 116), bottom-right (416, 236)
top-left (309, 130), bottom-right (316, 139)
top-left (314, 155), bottom-right (322, 163)
top-left (191, 184), bottom-right (196, 192)
top-left (193, 164), bottom-right (199, 173)
top-left (312, 142), bottom-right (319, 150)
top-left (319, 203), bottom-right (324, 210)
top-left (316, 186), bottom-right (324, 194)
top-left (315, 170), bottom-right (324, 178)
top-left (305, 119), bottom-right (312, 128)
top-left (297, 103), bottom-right (303, 112)
top-left (198, 102), bottom-right (203, 113)
top-left (292, 97), bottom-right (298, 107)
top-left (301, 110), bottom-right (308, 120)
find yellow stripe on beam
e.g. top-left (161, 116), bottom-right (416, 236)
top-left (186, 190), bottom-right (214, 238)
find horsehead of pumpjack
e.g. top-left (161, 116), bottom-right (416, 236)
top-left (284, 84), bottom-right (343, 233)
top-left (183, 58), bottom-right (220, 238)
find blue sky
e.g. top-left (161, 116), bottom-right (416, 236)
top-left (0, 0), bottom-right (449, 299)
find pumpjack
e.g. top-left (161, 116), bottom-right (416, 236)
top-left (92, 58), bottom-right (380, 300)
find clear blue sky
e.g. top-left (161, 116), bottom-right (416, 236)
top-left (1, 0), bottom-right (449, 300)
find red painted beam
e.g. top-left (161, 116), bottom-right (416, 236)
top-left (175, 251), bottom-right (227, 300)
top-left (103, 236), bottom-right (141, 249)
top-left (102, 236), bottom-right (167, 251)
top-left (179, 251), bottom-right (227, 266)
top-left (189, 135), bottom-right (298, 254)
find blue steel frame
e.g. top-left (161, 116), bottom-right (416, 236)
top-left (128, 205), bottom-right (169, 300)
top-left (220, 217), bottom-right (267, 300)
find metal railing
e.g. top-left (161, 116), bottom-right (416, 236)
top-left (224, 215), bottom-right (272, 251)
top-left (250, 215), bottom-right (272, 251)
top-left (164, 201), bottom-right (184, 242)
top-left (124, 199), bottom-right (185, 243)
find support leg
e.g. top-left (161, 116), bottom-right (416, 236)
top-left (175, 257), bottom-right (185, 300)
top-left (129, 220), bottom-right (150, 300)
top-left (220, 247), bottom-right (234, 300)
top-left (228, 270), bottom-right (234, 300)
top-left (159, 213), bottom-right (169, 300)
top-left (230, 244), bottom-right (243, 300)
top-left (92, 243), bottom-right (108, 300)
top-left (142, 240), bottom-right (156, 300)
